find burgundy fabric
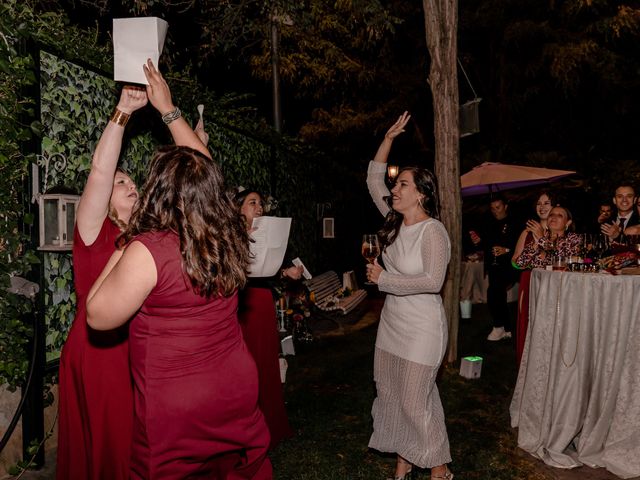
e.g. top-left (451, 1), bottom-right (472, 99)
top-left (516, 269), bottom-right (533, 366)
top-left (130, 231), bottom-right (272, 479)
top-left (239, 287), bottom-right (294, 449)
top-left (57, 218), bottom-right (133, 480)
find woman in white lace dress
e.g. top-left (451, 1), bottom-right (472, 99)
top-left (366, 112), bottom-right (453, 480)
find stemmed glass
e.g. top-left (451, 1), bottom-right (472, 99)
top-left (491, 246), bottom-right (499, 266)
top-left (362, 234), bottom-right (380, 285)
top-left (592, 234), bottom-right (609, 261)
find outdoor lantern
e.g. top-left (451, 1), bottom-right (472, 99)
top-left (459, 356), bottom-right (483, 379)
top-left (459, 98), bottom-right (482, 138)
top-left (38, 189), bottom-right (79, 251)
top-left (387, 165), bottom-right (399, 180)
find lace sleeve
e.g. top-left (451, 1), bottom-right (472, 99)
top-left (378, 221), bottom-right (451, 295)
top-left (367, 161), bottom-right (391, 217)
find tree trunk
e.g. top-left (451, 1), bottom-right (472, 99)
top-left (422, 0), bottom-right (461, 363)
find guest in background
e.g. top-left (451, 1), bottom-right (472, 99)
top-left (511, 191), bottom-right (555, 364)
top-left (57, 60), bottom-right (210, 480)
top-left (365, 112), bottom-right (453, 480)
top-left (624, 192), bottom-right (640, 236)
top-left (512, 191), bottom-right (554, 261)
top-left (593, 202), bottom-right (614, 232)
top-left (602, 185), bottom-right (639, 241)
top-left (87, 147), bottom-right (272, 479)
top-left (470, 195), bottom-right (520, 342)
top-left (515, 205), bottom-right (581, 269)
top-left (234, 188), bottom-right (300, 449)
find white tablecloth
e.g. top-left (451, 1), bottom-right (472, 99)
top-left (460, 261), bottom-right (488, 303)
top-left (510, 269), bottom-right (640, 478)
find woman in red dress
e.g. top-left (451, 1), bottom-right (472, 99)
top-left (87, 148), bottom-right (272, 479)
top-left (234, 189), bottom-right (300, 449)
top-left (511, 191), bottom-right (555, 365)
top-left (56, 60), bottom-right (211, 479)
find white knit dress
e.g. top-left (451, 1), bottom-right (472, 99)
top-left (367, 161), bottom-right (452, 468)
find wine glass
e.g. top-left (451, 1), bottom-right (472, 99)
top-left (362, 234), bottom-right (380, 285)
top-left (491, 245), bottom-right (499, 266)
top-left (592, 234), bottom-right (609, 261)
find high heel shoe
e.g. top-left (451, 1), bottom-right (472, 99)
top-left (431, 469), bottom-right (453, 479)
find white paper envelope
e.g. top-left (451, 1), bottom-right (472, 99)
top-left (292, 257), bottom-right (312, 279)
top-left (113, 17), bottom-right (169, 84)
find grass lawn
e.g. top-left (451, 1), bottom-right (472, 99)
top-left (270, 300), bottom-right (550, 480)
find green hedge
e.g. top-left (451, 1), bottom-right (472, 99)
top-left (0, 1), bottom-right (318, 388)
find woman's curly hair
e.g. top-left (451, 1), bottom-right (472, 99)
top-left (378, 166), bottom-right (441, 250)
top-left (118, 146), bottom-right (250, 297)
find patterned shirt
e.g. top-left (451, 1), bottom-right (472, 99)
top-left (515, 232), bottom-right (582, 269)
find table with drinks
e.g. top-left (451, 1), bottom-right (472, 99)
top-left (510, 268), bottom-right (640, 478)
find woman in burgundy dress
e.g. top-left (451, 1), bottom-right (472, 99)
top-left (87, 148), bottom-right (272, 479)
top-left (511, 191), bottom-right (554, 365)
top-left (56, 60), bottom-right (211, 479)
top-left (234, 188), bottom-right (300, 449)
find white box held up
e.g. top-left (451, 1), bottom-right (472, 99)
top-left (459, 356), bottom-right (483, 379)
top-left (113, 17), bottom-right (169, 84)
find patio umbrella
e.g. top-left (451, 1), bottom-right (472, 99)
top-left (461, 162), bottom-right (576, 197)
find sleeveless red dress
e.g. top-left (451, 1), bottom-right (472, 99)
top-left (130, 232), bottom-right (272, 479)
top-left (239, 286), bottom-right (294, 449)
top-left (57, 218), bottom-right (133, 479)
top-left (516, 232), bottom-right (535, 365)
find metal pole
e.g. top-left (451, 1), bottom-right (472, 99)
top-left (271, 19), bottom-right (282, 133)
top-left (22, 39), bottom-right (45, 468)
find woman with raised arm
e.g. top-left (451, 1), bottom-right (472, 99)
top-left (57, 59), bottom-right (210, 480)
top-left (86, 148), bottom-right (272, 479)
top-left (366, 112), bottom-right (453, 480)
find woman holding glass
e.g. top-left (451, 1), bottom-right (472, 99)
top-left (366, 112), bottom-right (453, 480)
top-left (515, 205), bottom-right (581, 269)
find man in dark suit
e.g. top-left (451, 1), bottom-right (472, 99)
top-left (601, 185), bottom-right (639, 240)
top-left (470, 195), bottom-right (520, 341)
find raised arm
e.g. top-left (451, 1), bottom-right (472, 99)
top-left (143, 59), bottom-right (211, 159)
top-left (76, 87), bottom-right (148, 245)
top-left (377, 221), bottom-right (451, 296)
top-left (372, 111), bottom-right (410, 165)
top-left (367, 112), bottom-right (411, 216)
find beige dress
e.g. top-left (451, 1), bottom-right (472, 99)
top-left (366, 161), bottom-right (452, 468)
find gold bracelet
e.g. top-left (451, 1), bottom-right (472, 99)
top-left (110, 108), bottom-right (130, 127)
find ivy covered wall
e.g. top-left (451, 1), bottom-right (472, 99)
top-left (1, 1), bottom-right (319, 387)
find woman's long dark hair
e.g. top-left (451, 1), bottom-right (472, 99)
top-left (378, 166), bottom-right (441, 250)
top-left (119, 146), bottom-right (250, 297)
